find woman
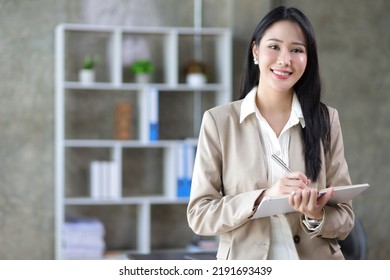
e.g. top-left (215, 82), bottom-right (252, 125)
top-left (187, 6), bottom-right (354, 260)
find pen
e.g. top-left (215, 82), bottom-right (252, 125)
top-left (271, 154), bottom-right (292, 173)
top-left (271, 154), bottom-right (324, 197)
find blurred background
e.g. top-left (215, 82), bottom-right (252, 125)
top-left (0, 0), bottom-right (388, 259)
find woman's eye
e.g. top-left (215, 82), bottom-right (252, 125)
top-left (291, 48), bottom-right (303, 53)
top-left (269, 45), bottom-right (279, 50)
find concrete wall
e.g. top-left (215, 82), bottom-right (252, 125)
top-left (0, 0), bottom-right (388, 259)
top-left (282, 0), bottom-right (390, 259)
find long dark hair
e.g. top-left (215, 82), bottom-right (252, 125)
top-left (239, 6), bottom-right (330, 182)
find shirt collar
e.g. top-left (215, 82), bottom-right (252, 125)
top-left (239, 87), bottom-right (258, 123)
top-left (239, 87), bottom-right (305, 128)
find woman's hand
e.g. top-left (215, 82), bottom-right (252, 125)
top-left (289, 187), bottom-right (334, 219)
top-left (255, 171), bottom-right (310, 205)
top-left (265, 171), bottom-right (310, 197)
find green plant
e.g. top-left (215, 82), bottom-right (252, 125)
top-left (130, 60), bottom-right (154, 75)
top-left (82, 54), bottom-right (100, 69)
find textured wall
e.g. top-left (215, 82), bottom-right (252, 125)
top-left (283, 0), bottom-right (390, 259)
top-left (0, 0), bottom-right (64, 259)
top-left (0, 0), bottom-right (388, 259)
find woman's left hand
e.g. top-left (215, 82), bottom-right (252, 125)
top-left (288, 187), bottom-right (334, 219)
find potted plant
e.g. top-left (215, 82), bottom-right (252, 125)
top-left (130, 59), bottom-right (154, 83)
top-left (79, 54), bottom-right (100, 84)
top-left (184, 60), bottom-right (208, 86)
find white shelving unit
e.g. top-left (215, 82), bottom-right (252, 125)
top-left (55, 23), bottom-right (232, 259)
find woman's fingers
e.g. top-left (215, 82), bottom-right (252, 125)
top-left (290, 188), bottom-right (317, 208)
top-left (289, 187), bottom-right (334, 218)
top-left (285, 171), bottom-right (309, 188)
top-left (271, 172), bottom-right (312, 196)
top-left (317, 187), bottom-right (334, 207)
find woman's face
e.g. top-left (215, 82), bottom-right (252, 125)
top-left (253, 20), bottom-right (307, 94)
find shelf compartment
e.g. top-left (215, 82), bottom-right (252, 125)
top-left (121, 31), bottom-right (174, 84)
top-left (63, 30), bottom-right (115, 83)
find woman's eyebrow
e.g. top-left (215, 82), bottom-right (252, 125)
top-left (266, 38), bottom-right (306, 47)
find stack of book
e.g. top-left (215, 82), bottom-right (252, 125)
top-left (62, 217), bottom-right (106, 259)
top-left (89, 161), bottom-right (121, 199)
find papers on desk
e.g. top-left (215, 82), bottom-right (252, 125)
top-left (62, 217), bottom-right (106, 259)
top-left (250, 183), bottom-right (370, 219)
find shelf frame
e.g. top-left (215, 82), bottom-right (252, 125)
top-left (55, 23), bottom-right (231, 259)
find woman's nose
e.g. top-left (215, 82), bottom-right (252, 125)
top-left (277, 50), bottom-right (291, 66)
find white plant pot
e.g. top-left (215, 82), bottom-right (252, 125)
top-left (79, 69), bottom-right (95, 84)
top-left (135, 73), bottom-right (151, 84)
top-left (186, 73), bottom-right (206, 86)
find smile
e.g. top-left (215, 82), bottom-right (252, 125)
top-left (272, 69), bottom-right (291, 76)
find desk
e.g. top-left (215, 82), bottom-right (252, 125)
top-left (127, 250), bottom-right (216, 260)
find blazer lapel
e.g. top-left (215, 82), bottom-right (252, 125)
top-left (241, 114), bottom-right (269, 186)
top-left (288, 126), bottom-right (305, 173)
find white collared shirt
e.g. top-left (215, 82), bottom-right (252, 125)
top-left (240, 87), bottom-right (305, 260)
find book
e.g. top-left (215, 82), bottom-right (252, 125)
top-left (177, 143), bottom-right (195, 197)
top-left (148, 87), bottom-right (159, 141)
top-left (250, 183), bottom-right (370, 219)
top-left (89, 161), bottom-right (102, 199)
top-left (139, 86), bottom-right (159, 142)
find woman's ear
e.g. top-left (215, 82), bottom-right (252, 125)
top-left (252, 41), bottom-right (259, 61)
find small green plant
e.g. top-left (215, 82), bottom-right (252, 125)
top-left (82, 54), bottom-right (100, 69)
top-left (130, 60), bottom-right (154, 75)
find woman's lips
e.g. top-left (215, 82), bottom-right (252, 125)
top-left (272, 69), bottom-right (291, 79)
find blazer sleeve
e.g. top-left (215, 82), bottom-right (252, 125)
top-left (187, 110), bottom-right (262, 236)
top-left (301, 108), bottom-right (355, 240)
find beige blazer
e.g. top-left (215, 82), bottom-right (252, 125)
top-left (187, 99), bottom-right (354, 260)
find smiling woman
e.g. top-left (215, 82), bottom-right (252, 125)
top-left (187, 6), bottom-right (355, 260)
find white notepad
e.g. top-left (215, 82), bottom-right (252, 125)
top-left (250, 183), bottom-right (370, 219)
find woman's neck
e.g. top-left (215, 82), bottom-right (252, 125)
top-left (255, 84), bottom-right (293, 137)
top-left (255, 84), bottom-right (293, 115)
